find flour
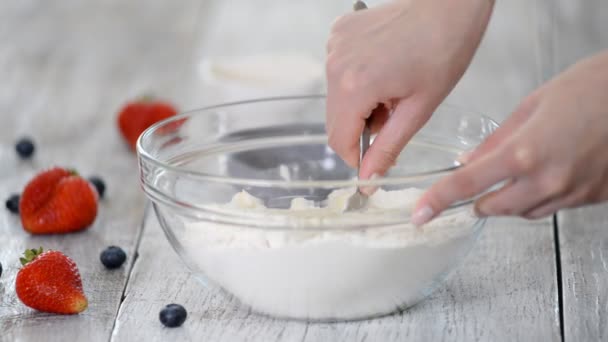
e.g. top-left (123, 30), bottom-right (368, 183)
top-left (180, 188), bottom-right (480, 321)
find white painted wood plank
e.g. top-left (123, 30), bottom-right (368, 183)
top-left (0, 1), bottom-right (201, 341)
top-left (112, 212), bottom-right (559, 342)
top-left (551, 1), bottom-right (608, 341)
top-left (558, 204), bottom-right (608, 341)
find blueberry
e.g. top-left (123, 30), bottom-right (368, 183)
top-left (159, 304), bottom-right (187, 328)
top-left (88, 176), bottom-right (106, 198)
top-left (15, 138), bottom-right (35, 159)
top-left (100, 246), bottom-right (126, 269)
top-left (5, 194), bottom-right (20, 214)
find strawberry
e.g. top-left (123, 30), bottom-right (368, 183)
top-left (20, 167), bottom-right (98, 234)
top-left (16, 247), bottom-right (88, 314)
top-left (117, 96), bottom-right (179, 150)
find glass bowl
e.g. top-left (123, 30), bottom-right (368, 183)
top-left (137, 95), bottom-right (497, 322)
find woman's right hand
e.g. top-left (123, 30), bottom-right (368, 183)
top-left (326, 0), bottom-right (494, 180)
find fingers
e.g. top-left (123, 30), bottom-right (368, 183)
top-left (326, 81), bottom-right (376, 168)
top-left (523, 198), bottom-right (569, 220)
top-left (522, 183), bottom-right (598, 219)
top-left (325, 7), bottom-right (397, 171)
top-left (326, 47), bottom-right (381, 168)
top-left (413, 94), bottom-right (545, 226)
top-left (474, 176), bottom-right (545, 217)
top-left (359, 99), bottom-right (431, 179)
top-left (368, 105), bottom-right (390, 134)
top-left (327, 110), bottom-right (366, 168)
top-left (412, 143), bottom-right (527, 226)
top-left (459, 94), bottom-right (539, 164)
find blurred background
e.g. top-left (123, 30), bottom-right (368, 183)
top-left (0, 0), bottom-right (607, 138)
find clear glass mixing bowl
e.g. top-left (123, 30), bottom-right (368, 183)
top-left (137, 95), bottom-right (497, 322)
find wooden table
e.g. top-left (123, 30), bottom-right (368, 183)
top-left (1, 1), bottom-right (607, 341)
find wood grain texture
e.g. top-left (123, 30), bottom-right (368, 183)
top-left (112, 212), bottom-right (559, 342)
top-left (111, 1), bottom-right (562, 341)
top-left (0, 1), bottom-right (201, 341)
top-left (552, 2), bottom-right (608, 341)
top-left (559, 204), bottom-right (608, 341)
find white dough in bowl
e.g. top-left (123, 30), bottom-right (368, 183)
top-left (180, 188), bottom-right (480, 320)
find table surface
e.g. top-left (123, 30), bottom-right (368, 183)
top-left (1, 1), bottom-right (607, 341)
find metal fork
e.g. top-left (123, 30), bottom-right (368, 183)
top-left (344, 0), bottom-right (371, 212)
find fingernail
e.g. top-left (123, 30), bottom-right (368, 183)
top-left (457, 150), bottom-right (473, 164)
top-left (360, 173), bottom-right (380, 195)
top-left (412, 206), bottom-right (434, 226)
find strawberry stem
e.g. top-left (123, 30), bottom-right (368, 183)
top-left (139, 93), bottom-right (155, 102)
top-left (20, 247), bottom-right (44, 266)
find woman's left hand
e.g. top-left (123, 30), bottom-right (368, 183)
top-left (412, 51), bottom-right (608, 226)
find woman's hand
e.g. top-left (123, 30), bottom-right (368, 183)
top-left (413, 51), bottom-right (608, 225)
top-left (326, 0), bottom-right (494, 179)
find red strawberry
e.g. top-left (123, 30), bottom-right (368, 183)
top-left (117, 96), bottom-right (179, 150)
top-left (20, 167), bottom-right (98, 234)
top-left (16, 247), bottom-right (88, 314)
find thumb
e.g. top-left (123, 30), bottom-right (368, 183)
top-left (360, 98), bottom-right (431, 179)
